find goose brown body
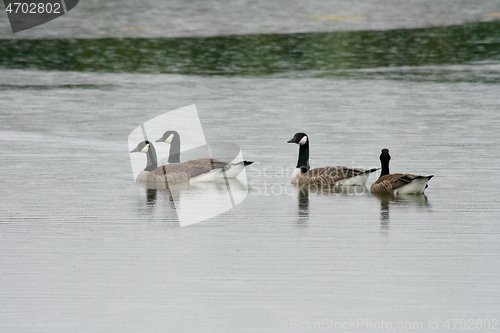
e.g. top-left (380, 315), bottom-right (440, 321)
top-left (156, 130), bottom-right (253, 177)
top-left (139, 163), bottom-right (218, 184)
top-left (294, 166), bottom-right (379, 185)
top-left (370, 173), bottom-right (433, 194)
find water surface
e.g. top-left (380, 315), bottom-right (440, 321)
top-left (1, 1), bottom-right (500, 332)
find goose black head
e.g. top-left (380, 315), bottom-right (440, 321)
top-left (130, 141), bottom-right (151, 153)
top-left (380, 148), bottom-right (390, 162)
top-left (379, 148), bottom-right (391, 176)
top-left (287, 132), bottom-right (308, 145)
top-left (156, 130), bottom-right (179, 144)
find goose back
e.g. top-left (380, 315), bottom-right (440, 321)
top-left (184, 158), bottom-right (229, 169)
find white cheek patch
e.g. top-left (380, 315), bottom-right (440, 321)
top-left (141, 144), bottom-right (150, 153)
top-left (298, 136), bottom-right (308, 145)
top-left (165, 133), bottom-right (174, 143)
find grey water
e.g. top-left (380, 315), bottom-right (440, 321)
top-left (1, 1), bottom-right (500, 332)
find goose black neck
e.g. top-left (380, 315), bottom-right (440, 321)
top-left (145, 143), bottom-right (158, 172)
top-left (168, 136), bottom-right (181, 163)
top-left (296, 141), bottom-right (310, 171)
top-left (380, 157), bottom-right (390, 176)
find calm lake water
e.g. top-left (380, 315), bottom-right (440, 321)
top-left (1, 1), bottom-right (500, 332)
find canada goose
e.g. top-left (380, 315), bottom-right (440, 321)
top-left (155, 130), bottom-right (253, 178)
top-left (370, 149), bottom-right (433, 194)
top-left (287, 132), bottom-right (378, 185)
top-left (130, 141), bottom-right (221, 184)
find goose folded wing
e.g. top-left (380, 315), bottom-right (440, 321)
top-left (376, 173), bottom-right (420, 190)
top-left (151, 163), bottom-right (213, 178)
top-left (184, 158), bottom-right (228, 169)
top-left (298, 166), bottom-right (363, 184)
top-left (308, 166), bottom-right (370, 181)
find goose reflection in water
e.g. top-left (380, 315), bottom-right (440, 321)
top-left (137, 179), bottom-right (248, 226)
top-left (372, 193), bottom-right (430, 228)
top-left (146, 188), bottom-right (158, 206)
top-left (294, 185), bottom-right (310, 224)
top-left (136, 186), bottom-right (177, 222)
top-left (292, 184), bottom-right (370, 224)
